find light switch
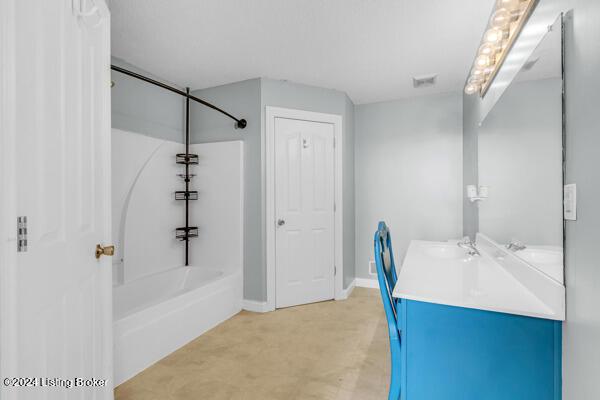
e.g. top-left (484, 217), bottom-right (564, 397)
top-left (564, 184), bottom-right (577, 221)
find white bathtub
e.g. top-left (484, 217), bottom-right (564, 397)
top-left (113, 266), bottom-right (242, 386)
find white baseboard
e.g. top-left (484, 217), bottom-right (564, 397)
top-left (245, 279), bottom-right (366, 310)
top-left (355, 278), bottom-right (379, 289)
top-left (242, 299), bottom-right (271, 313)
top-left (337, 279), bottom-right (356, 300)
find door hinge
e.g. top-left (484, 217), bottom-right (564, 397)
top-left (17, 216), bottom-right (28, 252)
top-left (334, 202), bottom-right (336, 212)
top-left (333, 137), bottom-right (336, 148)
top-left (334, 265), bottom-right (337, 276)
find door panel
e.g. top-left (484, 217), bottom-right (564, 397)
top-left (3, 1), bottom-right (112, 399)
top-left (275, 117), bottom-right (334, 308)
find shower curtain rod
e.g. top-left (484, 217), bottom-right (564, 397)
top-left (111, 64), bottom-right (247, 129)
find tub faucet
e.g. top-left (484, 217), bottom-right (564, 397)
top-left (506, 240), bottom-right (526, 252)
top-left (457, 236), bottom-right (481, 257)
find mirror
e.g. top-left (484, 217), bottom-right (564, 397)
top-left (477, 16), bottom-right (563, 282)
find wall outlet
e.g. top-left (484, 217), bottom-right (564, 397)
top-left (564, 183), bottom-right (577, 221)
top-left (467, 184), bottom-right (489, 202)
top-left (369, 260), bottom-right (377, 276)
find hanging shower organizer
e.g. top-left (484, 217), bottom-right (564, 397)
top-left (111, 65), bottom-right (247, 266)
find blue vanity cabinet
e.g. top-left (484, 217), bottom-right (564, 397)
top-left (397, 299), bottom-right (562, 400)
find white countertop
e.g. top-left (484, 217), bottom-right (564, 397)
top-left (392, 235), bottom-right (565, 321)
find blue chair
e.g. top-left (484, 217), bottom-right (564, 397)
top-left (374, 221), bottom-right (401, 400)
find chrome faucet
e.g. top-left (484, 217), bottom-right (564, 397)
top-left (457, 236), bottom-right (481, 257)
top-left (506, 240), bottom-right (526, 252)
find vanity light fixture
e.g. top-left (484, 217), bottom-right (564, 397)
top-left (465, 0), bottom-right (538, 96)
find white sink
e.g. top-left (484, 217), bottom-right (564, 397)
top-left (422, 244), bottom-right (468, 260)
top-left (513, 247), bottom-right (564, 283)
top-left (517, 248), bottom-right (562, 265)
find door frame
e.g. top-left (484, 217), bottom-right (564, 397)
top-left (265, 106), bottom-right (343, 311)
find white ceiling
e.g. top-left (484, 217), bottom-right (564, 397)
top-left (110, 0), bottom-right (495, 104)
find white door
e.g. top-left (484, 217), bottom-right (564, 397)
top-left (275, 117), bottom-right (335, 308)
top-left (1, 1), bottom-right (112, 399)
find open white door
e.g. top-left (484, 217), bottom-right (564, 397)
top-left (1, 1), bottom-right (112, 399)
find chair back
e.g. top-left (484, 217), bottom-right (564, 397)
top-left (374, 221), bottom-right (399, 321)
top-left (374, 221), bottom-right (402, 400)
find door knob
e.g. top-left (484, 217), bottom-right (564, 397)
top-left (277, 219), bottom-right (286, 227)
top-left (95, 244), bottom-right (115, 259)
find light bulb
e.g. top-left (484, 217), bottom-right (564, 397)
top-left (479, 43), bottom-right (497, 57)
top-left (468, 75), bottom-right (483, 85)
top-left (465, 83), bottom-right (480, 95)
top-left (496, 0), bottom-right (520, 11)
top-left (471, 68), bottom-right (485, 79)
top-left (475, 54), bottom-right (491, 68)
top-left (484, 28), bottom-right (504, 46)
top-left (491, 8), bottom-right (512, 28)
top-left (483, 66), bottom-right (495, 76)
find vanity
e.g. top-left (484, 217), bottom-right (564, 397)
top-left (388, 12), bottom-right (566, 400)
top-left (392, 235), bottom-right (564, 400)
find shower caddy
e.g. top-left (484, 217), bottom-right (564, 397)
top-left (111, 65), bottom-right (247, 265)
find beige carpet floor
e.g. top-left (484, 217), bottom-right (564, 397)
top-left (115, 287), bottom-right (390, 400)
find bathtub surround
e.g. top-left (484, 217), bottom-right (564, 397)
top-left (111, 129), bottom-right (166, 275)
top-left (354, 93), bottom-right (464, 283)
top-left (111, 129), bottom-right (244, 283)
top-left (111, 130), bottom-right (183, 282)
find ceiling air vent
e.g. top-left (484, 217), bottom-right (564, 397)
top-left (412, 74), bottom-right (437, 88)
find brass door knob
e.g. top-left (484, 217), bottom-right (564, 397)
top-left (95, 244), bottom-right (115, 259)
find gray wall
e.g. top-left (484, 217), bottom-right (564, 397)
top-left (189, 79), bottom-right (262, 301)
top-left (562, 4), bottom-right (600, 398)
top-left (111, 57), bottom-right (185, 142)
top-left (462, 2), bottom-right (600, 397)
top-left (355, 93), bottom-right (464, 280)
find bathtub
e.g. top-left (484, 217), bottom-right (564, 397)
top-left (113, 266), bottom-right (242, 386)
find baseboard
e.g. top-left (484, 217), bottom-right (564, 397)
top-left (355, 278), bottom-right (379, 289)
top-left (242, 299), bottom-right (271, 313)
top-left (337, 279), bottom-right (356, 300)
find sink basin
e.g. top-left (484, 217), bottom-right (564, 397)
top-left (422, 244), bottom-right (468, 260)
top-left (517, 249), bottom-right (563, 265)
top-left (512, 247), bottom-right (564, 283)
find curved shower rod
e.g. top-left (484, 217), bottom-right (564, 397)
top-left (111, 64), bottom-right (247, 129)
